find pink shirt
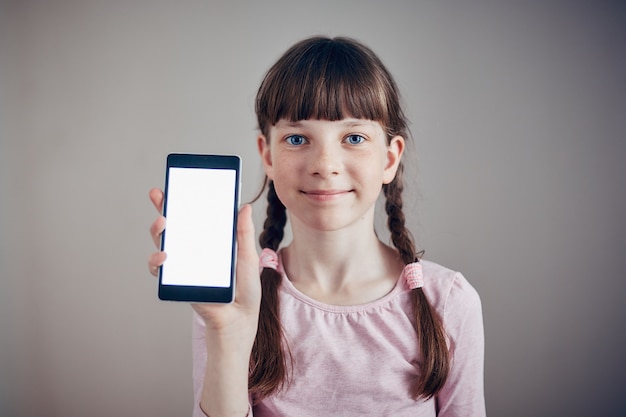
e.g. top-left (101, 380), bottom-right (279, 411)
top-left (192, 259), bottom-right (485, 416)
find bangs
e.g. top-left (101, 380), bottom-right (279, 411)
top-left (256, 37), bottom-right (404, 138)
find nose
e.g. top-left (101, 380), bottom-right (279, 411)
top-left (309, 142), bottom-right (341, 178)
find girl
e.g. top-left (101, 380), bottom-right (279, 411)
top-left (148, 36), bottom-right (485, 417)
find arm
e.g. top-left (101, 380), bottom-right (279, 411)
top-left (436, 273), bottom-right (486, 417)
top-left (148, 189), bottom-right (260, 417)
top-left (192, 313), bottom-right (254, 417)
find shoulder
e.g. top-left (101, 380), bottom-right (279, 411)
top-left (419, 260), bottom-right (482, 324)
top-left (421, 262), bottom-right (486, 414)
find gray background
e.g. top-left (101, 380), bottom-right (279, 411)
top-left (1, 1), bottom-right (624, 416)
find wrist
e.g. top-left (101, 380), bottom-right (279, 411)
top-left (204, 319), bottom-right (257, 354)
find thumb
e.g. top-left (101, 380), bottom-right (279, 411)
top-left (234, 204), bottom-right (260, 306)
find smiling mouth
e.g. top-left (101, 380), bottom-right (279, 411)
top-left (301, 189), bottom-right (352, 201)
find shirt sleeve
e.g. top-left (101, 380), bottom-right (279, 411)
top-left (435, 273), bottom-right (486, 417)
top-left (191, 312), bottom-right (254, 417)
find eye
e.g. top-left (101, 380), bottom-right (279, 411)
top-left (285, 135), bottom-right (307, 146)
top-left (345, 134), bottom-right (365, 145)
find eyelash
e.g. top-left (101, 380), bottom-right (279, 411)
top-left (284, 134), bottom-right (366, 146)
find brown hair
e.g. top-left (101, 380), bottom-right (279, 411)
top-left (250, 36), bottom-right (449, 401)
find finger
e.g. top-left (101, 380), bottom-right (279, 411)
top-left (149, 188), bottom-right (164, 213)
top-left (234, 204), bottom-right (261, 306)
top-left (150, 215), bottom-right (166, 248)
top-left (148, 251), bottom-right (167, 277)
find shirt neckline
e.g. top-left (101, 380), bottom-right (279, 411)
top-left (276, 251), bottom-right (409, 314)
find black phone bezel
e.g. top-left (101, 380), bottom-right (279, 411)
top-left (158, 153), bottom-right (240, 303)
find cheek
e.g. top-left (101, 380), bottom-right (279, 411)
top-left (368, 153), bottom-right (390, 180)
top-left (269, 156), bottom-right (298, 189)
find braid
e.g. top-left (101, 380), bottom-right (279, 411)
top-left (383, 164), bottom-right (450, 399)
top-left (249, 180), bottom-right (292, 401)
top-left (259, 181), bottom-right (287, 250)
top-left (383, 163), bottom-right (417, 264)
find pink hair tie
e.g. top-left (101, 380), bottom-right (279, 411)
top-left (259, 248), bottom-right (279, 272)
top-left (404, 262), bottom-right (424, 290)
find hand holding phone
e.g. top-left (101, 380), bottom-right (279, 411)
top-left (158, 154), bottom-right (241, 303)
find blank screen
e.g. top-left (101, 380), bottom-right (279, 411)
top-left (161, 167), bottom-right (236, 287)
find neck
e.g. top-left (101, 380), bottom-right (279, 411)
top-left (282, 210), bottom-right (403, 302)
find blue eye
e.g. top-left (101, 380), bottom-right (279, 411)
top-left (286, 135), bottom-right (306, 146)
top-left (345, 134), bottom-right (365, 145)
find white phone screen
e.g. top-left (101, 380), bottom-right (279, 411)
top-left (161, 167), bottom-right (237, 288)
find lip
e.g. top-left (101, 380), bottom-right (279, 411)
top-left (301, 189), bottom-right (352, 202)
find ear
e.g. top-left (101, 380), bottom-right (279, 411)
top-left (257, 134), bottom-right (274, 180)
top-left (382, 136), bottom-right (405, 184)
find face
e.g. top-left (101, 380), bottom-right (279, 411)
top-left (258, 118), bottom-right (404, 232)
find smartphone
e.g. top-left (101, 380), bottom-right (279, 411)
top-left (158, 153), bottom-right (241, 303)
